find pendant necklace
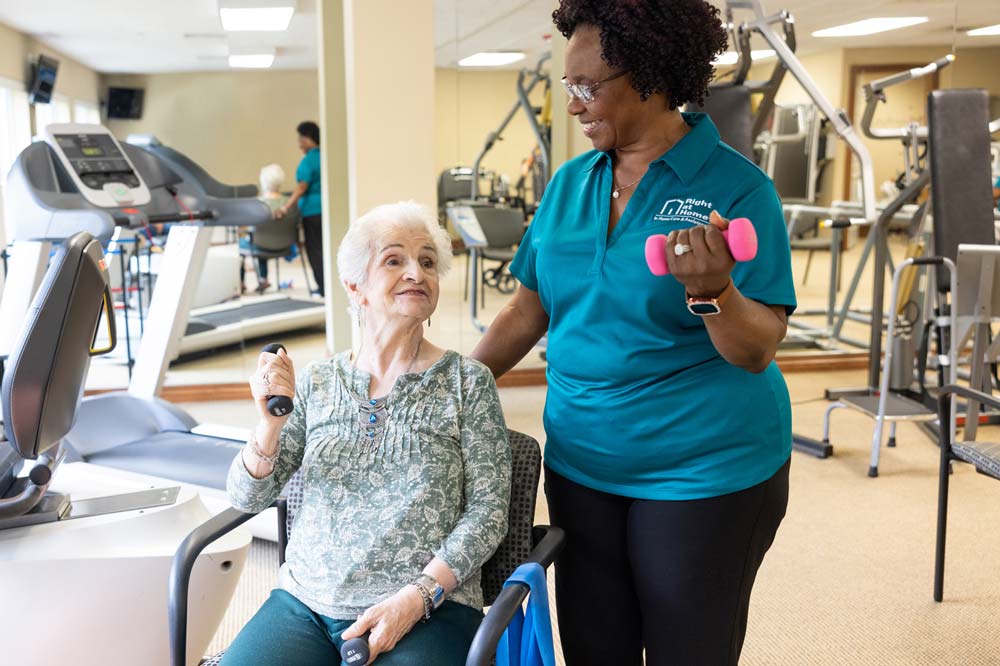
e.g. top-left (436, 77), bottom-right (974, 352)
top-left (346, 339), bottom-right (422, 450)
top-left (612, 175), bottom-right (642, 199)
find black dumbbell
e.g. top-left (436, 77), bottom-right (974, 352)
top-left (341, 633), bottom-right (370, 665)
top-left (261, 343), bottom-right (293, 417)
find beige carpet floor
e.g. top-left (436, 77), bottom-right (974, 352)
top-left (189, 367), bottom-right (1000, 664)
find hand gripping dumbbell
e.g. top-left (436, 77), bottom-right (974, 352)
top-left (644, 217), bottom-right (757, 276)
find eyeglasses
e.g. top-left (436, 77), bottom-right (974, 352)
top-left (560, 70), bottom-right (628, 104)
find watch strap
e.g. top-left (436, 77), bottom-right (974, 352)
top-left (687, 279), bottom-right (734, 305)
top-left (414, 574), bottom-right (446, 611)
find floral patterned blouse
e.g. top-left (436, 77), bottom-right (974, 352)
top-left (227, 350), bottom-right (512, 620)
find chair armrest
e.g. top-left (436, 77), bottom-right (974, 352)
top-left (465, 525), bottom-right (566, 666)
top-left (169, 503), bottom-right (278, 666)
top-left (276, 497), bottom-right (288, 565)
top-left (937, 385), bottom-right (1000, 415)
top-left (937, 385), bottom-right (1000, 455)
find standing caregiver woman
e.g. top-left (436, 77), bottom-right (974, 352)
top-left (472, 1), bottom-right (797, 664)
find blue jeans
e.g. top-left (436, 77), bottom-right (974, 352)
top-left (220, 589), bottom-right (483, 666)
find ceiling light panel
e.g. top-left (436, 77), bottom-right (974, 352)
top-left (713, 49), bottom-right (776, 66)
top-left (458, 52), bottom-right (526, 67)
top-left (812, 17), bottom-right (928, 38)
top-left (220, 6), bottom-right (294, 32)
top-left (229, 53), bottom-right (275, 68)
top-left (967, 24), bottom-right (1000, 37)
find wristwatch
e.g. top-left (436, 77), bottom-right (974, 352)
top-left (686, 280), bottom-right (735, 316)
top-left (414, 574), bottom-right (446, 611)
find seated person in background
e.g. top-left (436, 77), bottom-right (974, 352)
top-left (239, 163), bottom-right (291, 293)
top-left (222, 201), bottom-right (512, 666)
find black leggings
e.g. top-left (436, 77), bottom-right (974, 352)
top-left (545, 458), bottom-right (790, 666)
top-left (302, 214), bottom-right (324, 296)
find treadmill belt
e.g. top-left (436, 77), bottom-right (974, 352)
top-left (85, 431), bottom-right (243, 490)
top-left (188, 297), bottom-right (321, 330)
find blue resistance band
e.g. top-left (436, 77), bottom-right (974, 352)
top-left (496, 563), bottom-right (556, 666)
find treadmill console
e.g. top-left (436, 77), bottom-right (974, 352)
top-left (44, 123), bottom-right (151, 208)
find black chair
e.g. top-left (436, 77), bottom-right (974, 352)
top-left (169, 430), bottom-right (564, 666)
top-left (239, 203), bottom-right (311, 292)
top-left (934, 385), bottom-right (1000, 602)
top-left (459, 203), bottom-right (525, 303)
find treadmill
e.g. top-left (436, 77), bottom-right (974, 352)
top-left (126, 135), bottom-right (325, 356)
top-left (1, 123), bottom-right (280, 539)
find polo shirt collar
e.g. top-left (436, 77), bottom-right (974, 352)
top-left (653, 113), bottom-right (719, 185)
top-left (584, 112), bottom-right (720, 186)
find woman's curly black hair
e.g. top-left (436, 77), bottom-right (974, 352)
top-left (553, 0), bottom-right (728, 109)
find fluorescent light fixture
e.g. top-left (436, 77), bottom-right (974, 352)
top-left (458, 52), bottom-right (526, 67)
top-left (713, 49), bottom-right (776, 65)
top-left (229, 53), bottom-right (275, 68)
top-left (813, 17), bottom-right (928, 38)
top-left (967, 24), bottom-right (1000, 36)
top-left (220, 6), bottom-right (294, 31)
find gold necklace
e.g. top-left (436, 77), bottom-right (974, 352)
top-left (612, 175), bottom-right (642, 199)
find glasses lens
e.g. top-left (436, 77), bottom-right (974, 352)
top-left (561, 79), bottom-right (596, 103)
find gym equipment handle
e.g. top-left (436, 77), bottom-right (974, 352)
top-left (910, 257), bottom-right (946, 267)
top-left (341, 633), bottom-right (371, 665)
top-left (112, 210), bottom-right (216, 226)
top-left (261, 343), bottom-right (294, 417)
top-left (0, 453), bottom-right (57, 519)
top-left (644, 218), bottom-right (757, 277)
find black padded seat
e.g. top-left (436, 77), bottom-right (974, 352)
top-left (951, 441), bottom-right (1000, 480)
top-left (688, 84), bottom-right (754, 159)
top-left (481, 248), bottom-right (516, 262)
top-left (84, 431), bottom-right (243, 490)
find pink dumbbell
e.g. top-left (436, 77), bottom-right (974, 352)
top-left (644, 217), bottom-right (758, 276)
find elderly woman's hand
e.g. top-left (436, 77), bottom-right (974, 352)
top-left (249, 347), bottom-right (295, 427)
top-left (665, 210), bottom-right (736, 297)
top-left (341, 586), bottom-right (426, 664)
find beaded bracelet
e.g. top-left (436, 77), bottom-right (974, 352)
top-left (248, 432), bottom-right (281, 467)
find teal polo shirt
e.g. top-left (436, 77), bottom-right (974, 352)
top-left (510, 113), bottom-right (797, 500)
top-left (295, 147), bottom-right (322, 217)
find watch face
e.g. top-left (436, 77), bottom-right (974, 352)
top-left (687, 301), bottom-right (721, 316)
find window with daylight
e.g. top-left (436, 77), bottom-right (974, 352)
top-left (0, 78), bottom-right (32, 181)
top-left (33, 93), bottom-right (72, 135)
top-left (73, 100), bottom-right (101, 124)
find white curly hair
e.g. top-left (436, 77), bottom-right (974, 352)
top-left (336, 201), bottom-right (453, 312)
top-left (258, 163), bottom-right (285, 194)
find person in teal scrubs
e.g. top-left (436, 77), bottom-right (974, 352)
top-left (279, 121), bottom-right (324, 296)
top-left (472, 2), bottom-right (796, 665)
top-left (993, 175), bottom-right (999, 211)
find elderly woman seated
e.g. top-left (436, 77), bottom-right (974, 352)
top-left (239, 163), bottom-right (291, 293)
top-left (222, 201), bottom-right (512, 666)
